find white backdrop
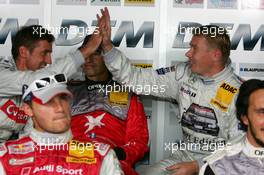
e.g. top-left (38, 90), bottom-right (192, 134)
top-left (1, 0), bottom-right (264, 164)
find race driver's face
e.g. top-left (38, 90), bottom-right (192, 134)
top-left (23, 94), bottom-right (72, 134)
top-left (242, 89), bottom-right (264, 147)
top-left (185, 36), bottom-right (217, 77)
top-left (83, 51), bottom-right (109, 81)
top-left (25, 40), bottom-right (52, 71)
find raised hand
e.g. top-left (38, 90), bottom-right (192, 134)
top-left (99, 7), bottom-right (113, 52)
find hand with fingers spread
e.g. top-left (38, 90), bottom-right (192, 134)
top-left (166, 161), bottom-right (199, 175)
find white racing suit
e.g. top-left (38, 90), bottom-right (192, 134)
top-left (199, 136), bottom-right (264, 175)
top-left (103, 47), bottom-right (245, 175)
top-left (0, 51), bottom-right (84, 141)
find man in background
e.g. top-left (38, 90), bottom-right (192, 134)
top-left (0, 16), bottom-right (102, 141)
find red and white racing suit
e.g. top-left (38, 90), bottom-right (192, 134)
top-left (69, 79), bottom-right (149, 175)
top-left (0, 129), bottom-right (123, 175)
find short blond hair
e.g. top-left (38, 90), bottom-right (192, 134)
top-left (192, 25), bottom-right (231, 65)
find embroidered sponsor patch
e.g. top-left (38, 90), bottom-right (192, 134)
top-left (66, 156), bottom-right (97, 164)
top-left (211, 82), bottom-right (238, 111)
top-left (9, 157), bottom-right (34, 165)
top-left (180, 86), bottom-right (196, 97)
top-left (8, 141), bottom-right (34, 154)
top-left (132, 63), bottom-right (152, 68)
top-left (181, 103), bottom-right (219, 136)
top-left (69, 140), bottom-right (94, 158)
top-left (0, 99), bottom-right (29, 124)
top-left (156, 66), bottom-right (175, 75)
top-left (109, 92), bottom-right (128, 105)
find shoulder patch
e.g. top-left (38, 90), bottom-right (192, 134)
top-left (211, 82), bottom-right (238, 112)
top-left (156, 66), bottom-right (175, 75)
top-left (7, 141), bottom-right (34, 155)
top-left (94, 142), bottom-right (110, 156)
top-left (0, 143), bottom-right (7, 157)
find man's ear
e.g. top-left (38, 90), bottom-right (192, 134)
top-left (21, 103), bottom-right (33, 117)
top-left (241, 115), bottom-right (249, 126)
top-left (211, 48), bottom-right (222, 62)
top-left (18, 46), bottom-right (29, 59)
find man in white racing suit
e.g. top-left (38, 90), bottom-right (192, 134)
top-left (97, 8), bottom-right (245, 175)
top-left (0, 23), bottom-right (102, 141)
top-left (199, 79), bottom-right (264, 175)
top-left (0, 73), bottom-right (123, 175)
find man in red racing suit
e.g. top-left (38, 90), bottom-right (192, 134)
top-left (69, 35), bottom-right (149, 175)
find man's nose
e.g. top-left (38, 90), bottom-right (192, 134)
top-left (53, 98), bottom-right (64, 112)
top-left (45, 53), bottom-right (52, 64)
top-left (85, 56), bottom-right (94, 63)
top-left (185, 49), bottom-right (192, 59)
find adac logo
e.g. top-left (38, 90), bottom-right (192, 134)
top-left (211, 82), bottom-right (238, 112)
top-left (220, 83), bottom-right (238, 94)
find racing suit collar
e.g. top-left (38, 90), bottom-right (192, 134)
top-left (29, 128), bottom-right (72, 145)
top-left (85, 73), bottom-right (113, 86)
top-left (0, 56), bottom-right (17, 70)
top-left (197, 64), bottom-right (234, 85)
top-left (243, 137), bottom-right (264, 158)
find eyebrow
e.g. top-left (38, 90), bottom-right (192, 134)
top-left (256, 108), bottom-right (264, 113)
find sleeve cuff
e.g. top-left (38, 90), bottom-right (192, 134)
top-left (103, 47), bottom-right (120, 64)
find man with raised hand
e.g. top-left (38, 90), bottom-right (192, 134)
top-left (0, 73), bottom-right (123, 175)
top-left (97, 8), bottom-right (244, 175)
top-left (200, 79), bottom-right (264, 175)
top-left (0, 11), bottom-right (103, 141)
top-left (69, 35), bottom-right (149, 175)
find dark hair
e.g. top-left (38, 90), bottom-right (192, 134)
top-left (11, 25), bottom-right (55, 61)
top-left (236, 79), bottom-right (264, 131)
top-left (79, 34), bottom-right (102, 53)
top-left (192, 25), bottom-right (231, 65)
